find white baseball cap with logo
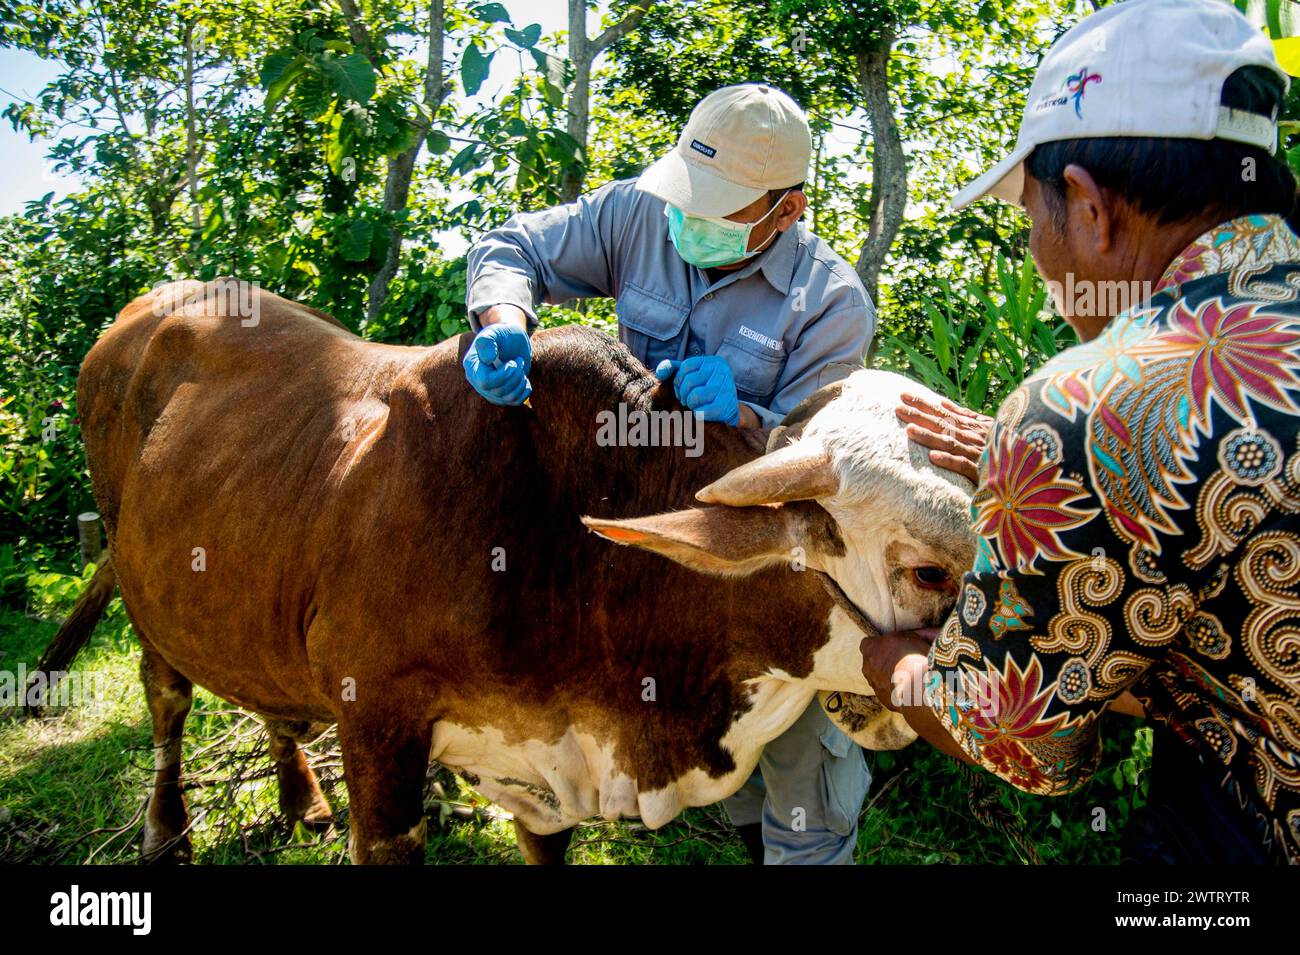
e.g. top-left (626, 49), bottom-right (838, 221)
top-left (952, 0), bottom-right (1289, 211)
top-left (636, 83), bottom-right (812, 218)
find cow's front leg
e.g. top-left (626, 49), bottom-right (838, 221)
top-left (337, 712), bottom-right (434, 864)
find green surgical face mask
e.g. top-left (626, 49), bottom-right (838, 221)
top-left (664, 191), bottom-right (790, 269)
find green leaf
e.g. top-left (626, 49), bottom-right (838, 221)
top-left (1016, 255), bottom-right (1036, 322)
top-left (323, 108), bottom-right (360, 177)
top-left (260, 49), bottom-right (299, 88)
top-left (461, 42), bottom-right (494, 96)
top-left (925, 300), bottom-right (951, 374)
top-left (546, 128), bottom-right (584, 162)
top-left (339, 220), bottom-right (374, 262)
top-left (884, 337), bottom-right (947, 394)
top-left (967, 364), bottom-right (991, 412)
top-left (450, 198), bottom-right (484, 221)
top-left (200, 205), bottom-right (224, 242)
top-left (447, 143), bottom-right (481, 176)
top-left (262, 52), bottom-right (307, 113)
top-left (957, 324), bottom-right (993, 385)
top-left (392, 120), bottom-right (422, 157)
top-left (1033, 321), bottom-right (1055, 358)
top-left (1267, 0), bottom-right (1284, 39)
top-left (541, 78), bottom-right (564, 108)
top-left (474, 2), bottom-right (512, 23)
top-left (322, 52), bottom-right (377, 103)
top-left (529, 48), bottom-right (568, 107)
top-left (264, 243), bottom-right (288, 276)
top-left (505, 23), bottom-right (542, 48)
top-left (427, 129), bottom-right (451, 154)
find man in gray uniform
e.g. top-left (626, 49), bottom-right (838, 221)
top-left (462, 83), bottom-right (875, 864)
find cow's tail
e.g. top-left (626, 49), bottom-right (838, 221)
top-left (25, 555), bottom-right (118, 716)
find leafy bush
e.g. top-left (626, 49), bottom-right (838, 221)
top-left (876, 254), bottom-right (1077, 414)
top-left (359, 249), bottom-right (619, 345)
top-left (0, 332), bottom-right (93, 560)
top-left (366, 251), bottom-right (471, 345)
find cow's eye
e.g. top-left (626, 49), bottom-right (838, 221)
top-left (911, 566), bottom-right (949, 590)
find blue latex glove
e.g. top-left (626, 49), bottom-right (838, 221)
top-left (464, 323), bottom-right (533, 406)
top-left (655, 355), bottom-right (740, 426)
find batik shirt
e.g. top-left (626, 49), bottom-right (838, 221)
top-left (927, 214), bottom-right (1300, 864)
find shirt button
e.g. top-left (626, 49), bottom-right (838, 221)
top-left (704, 292), bottom-right (714, 300)
top-left (688, 344), bottom-right (703, 357)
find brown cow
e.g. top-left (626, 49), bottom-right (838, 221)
top-left (58, 278), bottom-right (973, 863)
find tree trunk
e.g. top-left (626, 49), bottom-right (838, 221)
top-left (337, 0), bottom-right (374, 59)
top-left (359, 0), bottom-right (447, 329)
top-left (559, 0), bottom-right (652, 204)
top-left (183, 19), bottom-right (201, 233)
top-left (560, 0), bottom-right (591, 203)
top-left (853, 31), bottom-right (907, 306)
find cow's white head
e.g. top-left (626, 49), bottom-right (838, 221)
top-left (583, 370), bottom-right (977, 747)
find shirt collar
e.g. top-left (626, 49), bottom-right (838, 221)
top-left (1155, 213), bottom-right (1300, 295)
top-left (757, 220), bottom-right (801, 295)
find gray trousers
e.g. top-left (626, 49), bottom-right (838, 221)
top-left (723, 698), bottom-right (872, 865)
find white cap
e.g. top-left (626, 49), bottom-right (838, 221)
top-left (636, 84), bottom-right (812, 218)
top-left (952, 0), bottom-right (1288, 211)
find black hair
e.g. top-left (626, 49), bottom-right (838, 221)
top-left (766, 182), bottom-right (806, 208)
top-left (1025, 65), bottom-right (1297, 228)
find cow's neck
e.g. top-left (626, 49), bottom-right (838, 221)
top-left (522, 330), bottom-right (858, 693)
top-left (525, 329), bottom-right (766, 520)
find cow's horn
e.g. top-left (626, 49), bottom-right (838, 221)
top-left (695, 442), bottom-right (838, 506)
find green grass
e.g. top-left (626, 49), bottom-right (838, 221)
top-left (0, 568), bottom-right (1149, 865)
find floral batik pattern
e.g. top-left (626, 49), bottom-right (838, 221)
top-left (927, 214), bottom-right (1300, 864)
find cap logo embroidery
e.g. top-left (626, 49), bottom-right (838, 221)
top-left (1065, 66), bottom-right (1101, 118)
top-left (689, 139), bottom-right (717, 158)
top-left (1032, 66), bottom-right (1102, 117)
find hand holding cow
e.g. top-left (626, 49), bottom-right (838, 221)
top-left (895, 393), bottom-right (993, 483)
top-left (856, 626), bottom-right (980, 767)
top-left (655, 355), bottom-right (741, 426)
top-left (464, 308), bottom-right (533, 406)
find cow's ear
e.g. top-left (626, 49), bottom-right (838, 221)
top-left (583, 504), bottom-right (816, 577)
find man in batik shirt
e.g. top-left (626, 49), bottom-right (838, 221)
top-left (865, 0), bottom-right (1300, 863)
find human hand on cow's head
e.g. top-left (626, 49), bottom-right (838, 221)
top-left (895, 392), bottom-right (992, 484)
top-left (655, 356), bottom-right (740, 427)
top-left (464, 323), bottom-right (533, 406)
top-left (859, 631), bottom-right (933, 709)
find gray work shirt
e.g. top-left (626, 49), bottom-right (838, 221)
top-left (465, 178), bottom-right (875, 427)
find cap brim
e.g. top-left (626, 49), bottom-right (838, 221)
top-left (636, 150), bottom-right (767, 218)
top-left (949, 144), bottom-right (1032, 212)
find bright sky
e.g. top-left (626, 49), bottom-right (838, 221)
top-left (0, 46), bottom-right (82, 216)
